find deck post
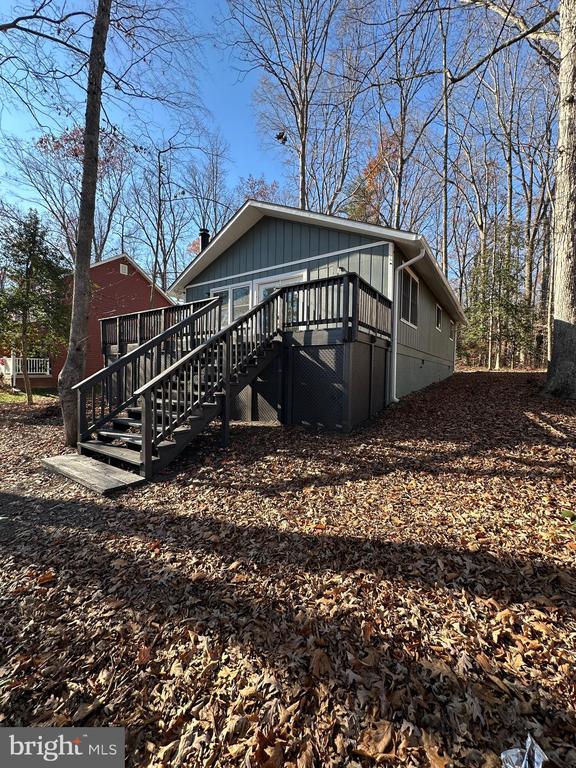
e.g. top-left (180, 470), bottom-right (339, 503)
top-left (342, 275), bottom-right (350, 342)
top-left (141, 392), bottom-right (153, 479)
top-left (221, 331), bottom-right (231, 447)
top-left (351, 275), bottom-right (360, 341)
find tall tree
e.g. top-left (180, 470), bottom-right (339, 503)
top-left (1, 1), bottom-right (198, 440)
top-left (58, 0), bottom-right (112, 443)
top-left (0, 210), bottom-right (69, 405)
top-left (128, 133), bottom-right (197, 291)
top-left (225, 0), bottom-right (341, 209)
top-left (545, 0), bottom-right (576, 395)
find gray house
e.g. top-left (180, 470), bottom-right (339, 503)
top-left (171, 201), bottom-right (465, 424)
top-left (71, 200), bottom-right (465, 480)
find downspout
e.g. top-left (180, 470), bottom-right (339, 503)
top-left (391, 247), bottom-right (426, 403)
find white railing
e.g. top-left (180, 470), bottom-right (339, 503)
top-left (0, 354), bottom-right (51, 385)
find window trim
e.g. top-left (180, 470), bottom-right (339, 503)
top-left (435, 303), bottom-right (443, 332)
top-left (253, 269), bottom-right (308, 302)
top-left (400, 266), bottom-right (419, 329)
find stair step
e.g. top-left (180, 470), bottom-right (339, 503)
top-left (112, 417), bottom-right (142, 429)
top-left (78, 440), bottom-right (147, 467)
top-left (43, 455), bottom-right (146, 495)
top-left (97, 429), bottom-right (143, 445)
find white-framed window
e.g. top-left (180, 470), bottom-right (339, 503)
top-left (449, 320), bottom-right (455, 341)
top-left (253, 270), bottom-right (307, 302)
top-left (211, 282), bottom-right (252, 326)
top-left (400, 267), bottom-right (418, 328)
top-left (254, 270), bottom-right (308, 325)
top-left (119, 263), bottom-right (129, 275)
top-left (435, 304), bottom-right (442, 331)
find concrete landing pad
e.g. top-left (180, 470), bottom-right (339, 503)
top-left (42, 454), bottom-right (145, 495)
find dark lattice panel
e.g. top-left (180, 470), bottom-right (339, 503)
top-left (350, 343), bottom-right (370, 426)
top-left (372, 346), bottom-right (386, 412)
top-left (231, 388), bottom-right (252, 421)
top-left (291, 346), bottom-right (344, 429)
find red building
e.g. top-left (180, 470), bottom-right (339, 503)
top-left (9, 254), bottom-right (173, 389)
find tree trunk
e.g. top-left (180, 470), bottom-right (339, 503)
top-left (439, 9), bottom-right (450, 277)
top-left (546, 0), bottom-right (576, 397)
top-left (20, 348), bottom-right (33, 406)
top-left (58, 0), bottom-right (112, 444)
top-left (21, 259), bottom-right (33, 405)
top-left (299, 125), bottom-right (307, 210)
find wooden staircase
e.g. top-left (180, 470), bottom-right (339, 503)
top-left (73, 289), bottom-right (285, 479)
top-left (76, 341), bottom-right (281, 476)
top-left (67, 272), bottom-right (393, 484)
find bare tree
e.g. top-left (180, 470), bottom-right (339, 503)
top-left (128, 134), bottom-right (197, 291)
top-left (4, 128), bottom-right (131, 263)
top-left (1, 0), bottom-right (199, 441)
top-left (225, 0), bottom-right (341, 209)
top-left (186, 131), bottom-right (235, 235)
top-left (57, 0), bottom-right (113, 444)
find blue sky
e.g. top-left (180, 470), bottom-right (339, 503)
top-left (0, 1), bottom-right (284, 199)
top-left (196, 3), bottom-right (281, 187)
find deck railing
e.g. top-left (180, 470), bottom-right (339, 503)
top-left (282, 273), bottom-right (392, 339)
top-left (135, 289), bottom-right (283, 476)
top-left (132, 273), bottom-right (392, 475)
top-left (77, 273), bottom-right (392, 473)
top-left (11, 357), bottom-right (52, 376)
top-left (74, 297), bottom-right (221, 441)
top-left (0, 356), bottom-right (51, 386)
top-left (100, 299), bottom-right (214, 350)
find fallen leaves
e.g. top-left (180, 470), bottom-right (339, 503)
top-left (0, 372), bottom-right (575, 767)
top-left (355, 720), bottom-right (395, 761)
top-left (136, 645), bottom-right (153, 666)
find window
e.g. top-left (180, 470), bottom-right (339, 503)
top-left (435, 304), bottom-right (442, 331)
top-left (211, 283), bottom-right (251, 326)
top-left (119, 263), bottom-right (129, 275)
top-left (255, 271), bottom-right (307, 302)
top-left (212, 288), bottom-right (230, 326)
top-left (255, 271), bottom-right (307, 325)
top-left (232, 285), bottom-right (250, 319)
top-left (400, 268), bottom-right (418, 327)
top-left (449, 321), bottom-right (455, 341)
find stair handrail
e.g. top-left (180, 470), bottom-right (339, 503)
top-left (100, 298), bottom-right (214, 349)
top-left (133, 273), bottom-right (394, 475)
top-left (133, 289), bottom-right (282, 398)
top-left (135, 288), bottom-right (284, 475)
top-left (73, 296), bottom-right (221, 442)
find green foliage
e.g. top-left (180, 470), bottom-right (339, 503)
top-left (460, 219), bottom-right (534, 367)
top-left (0, 210), bottom-right (70, 357)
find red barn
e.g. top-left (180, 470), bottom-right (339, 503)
top-left (7, 254), bottom-right (173, 389)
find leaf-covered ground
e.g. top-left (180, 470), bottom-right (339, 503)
top-left (1, 371), bottom-right (575, 768)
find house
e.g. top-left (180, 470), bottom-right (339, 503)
top-left (5, 254), bottom-right (173, 390)
top-left (170, 200), bottom-right (465, 414)
top-left (64, 201), bottom-right (465, 484)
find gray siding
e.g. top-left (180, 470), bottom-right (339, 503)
top-left (184, 216), bottom-right (391, 302)
top-left (394, 248), bottom-right (456, 398)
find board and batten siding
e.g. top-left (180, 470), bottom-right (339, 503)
top-left (184, 216), bottom-right (392, 302)
top-left (394, 249), bottom-right (457, 398)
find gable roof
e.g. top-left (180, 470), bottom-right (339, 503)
top-left (170, 200), bottom-right (465, 323)
top-left (93, 253), bottom-right (174, 306)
